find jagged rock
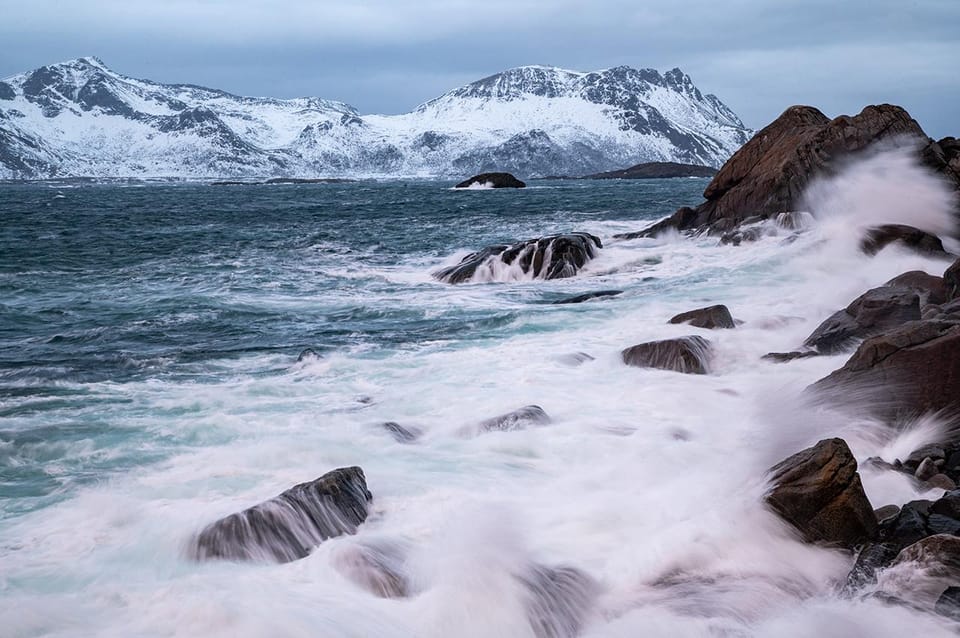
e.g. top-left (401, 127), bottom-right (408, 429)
top-left (630, 104), bottom-right (960, 237)
top-left (765, 438), bottom-right (877, 548)
top-left (809, 319), bottom-right (960, 421)
top-left (879, 500), bottom-right (932, 550)
top-left (477, 405), bottom-right (552, 433)
top-left (946, 258), bottom-right (960, 302)
top-left (668, 304), bottom-right (735, 329)
top-left (886, 271), bottom-right (948, 306)
top-left (932, 490), bottom-right (960, 519)
top-left (845, 542), bottom-right (900, 591)
top-left (552, 290), bottom-right (623, 304)
top-left (434, 233), bottom-right (602, 284)
top-left (518, 564), bottom-right (598, 638)
top-left (891, 533), bottom-right (960, 576)
top-left (762, 351), bottom-right (819, 363)
top-left (190, 467), bottom-right (372, 563)
top-left (803, 285), bottom-right (921, 354)
top-left (455, 172), bottom-right (526, 188)
top-left (621, 336), bottom-right (712, 374)
top-left (861, 224), bottom-right (952, 258)
top-left (381, 421), bottom-right (422, 443)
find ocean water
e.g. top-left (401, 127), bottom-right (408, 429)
top-left (1, 166), bottom-right (958, 637)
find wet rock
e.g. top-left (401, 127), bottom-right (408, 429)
top-left (765, 438), bottom-right (877, 548)
top-left (929, 474), bottom-right (958, 491)
top-left (809, 319), bottom-right (960, 422)
top-left (935, 586), bottom-right (960, 621)
top-left (552, 290), bottom-right (623, 304)
top-left (845, 542), bottom-right (900, 591)
top-left (668, 304), bottom-right (735, 329)
top-left (297, 348), bottom-right (322, 362)
top-left (621, 335), bottom-right (712, 374)
top-left (886, 271), bottom-right (948, 306)
top-left (926, 513), bottom-right (960, 535)
top-left (945, 258), bottom-right (960, 301)
top-left (874, 505), bottom-right (901, 525)
top-left (860, 224), bottom-right (951, 258)
top-left (891, 534), bottom-right (960, 574)
top-left (762, 350), bottom-right (819, 363)
top-left (932, 490), bottom-right (960, 519)
top-left (190, 467), bottom-right (372, 563)
top-left (556, 352), bottom-right (595, 366)
top-left (906, 444), bottom-right (947, 468)
top-left (477, 405), bottom-right (552, 433)
top-left (630, 104), bottom-right (959, 236)
top-left (434, 233), bottom-right (602, 284)
top-left (331, 539), bottom-right (410, 598)
top-left (917, 457), bottom-right (940, 481)
top-left (381, 421), bottom-right (422, 443)
top-left (879, 500), bottom-right (931, 550)
top-left (803, 285), bottom-right (921, 354)
top-left (455, 172), bottom-right (526, 188)
top-left (518, 564), bottom-right (598, 638)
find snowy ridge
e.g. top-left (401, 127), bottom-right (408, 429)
top-left (0, 58), bottom-right (753, 179)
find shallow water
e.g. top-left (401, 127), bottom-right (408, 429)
top-left (1, 174), bottom-right (957, 636)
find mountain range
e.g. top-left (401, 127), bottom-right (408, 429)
top-left (0, 57), bottom-right (753, 180)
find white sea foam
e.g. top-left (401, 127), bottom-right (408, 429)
top-left (1, 160), bottom-right (958, 636)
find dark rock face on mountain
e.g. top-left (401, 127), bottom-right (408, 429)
top-left (190, 467), bottom-right (372, 563)
top-left (810, 319), bottom-right (960, 422)
top-left (765, 438), bottom-right (877, 548)
top-left (455, 172), bottom-right (526, 188)
top-left (668, 304), bottom-right (735, 329)
top-left (630, 104), bottom-right (960, 237)
top-left (803, 285), bottom-right (922, 354)
top-left (860, 224), bottom-right (952, 257)
top-left (621, 336), bottom-right (712, 374)
top-left (583, 161), bottom-right (717, 180)
top-left (434, 233), bottom-right (602, 284)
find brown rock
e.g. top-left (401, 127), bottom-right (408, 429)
top-left (927, 474), bottom-right (958, 491)
top-left (891, 534), bottom-right (960, 575)
top-left (861, 225), bottom-right (952, 258)
top-left (886, 271), bottom-right (947, 306)
top-left (631, 104), bottom-right (959, 237)
top-left (803, 285), bottom-right (921, 354)
top-left (809, 319), bottom-right (960, 422)
top-left (668, 304), bottom-right (735, 329)
top-left (621, 336), bottom-right (712, 374)
top-left (765, 438), bottom-right (878, 548)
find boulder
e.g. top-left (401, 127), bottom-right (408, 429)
top-left (809, 319), bottom-right (960, 421)
top-left (879, 500), bottom-right (933, 551)
top-left (621, 336), bottom-right (712, 374)
top-left (627, 104), bottom-right (960, 237)
top-left (945, 258), bottom-right (960, 302)
top-left (455, 172), bottom-right (526, 188)
top-left (860, 224), bottom-right (952, 258)
top-left (845, 542), bottom-right (900, 591)
top-left (936, 587), bottom-right (960, 621)
top-left (668, 304), bottom-right (735, 329)
top-left (296, 348), bottom-right (322, 362)
top-left (434, 233), bottom-right (602, 284)
top-left (803, 285), bottom-right (921, 354)
top-left (381, 421), bottom-right (422, 443)
top-left (891, 533), bottom-right (960, 576)
top-left (331, 539), bottom-right (410, 598)
top-left (765, 438), bottom-right (877, 548)
top-left (885, 271), bottom-right (947, 306)
top-left (190, 467), bottom-right (372, 563)
top-left (477, 405), bottom-right (552, 433)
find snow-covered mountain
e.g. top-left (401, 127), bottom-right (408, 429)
top-left (0, 57), bottom-right (752, 179)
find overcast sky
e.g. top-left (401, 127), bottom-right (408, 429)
top-left (1, 0), bottom-right (957, 137)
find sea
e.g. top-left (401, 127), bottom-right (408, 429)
top-left (2, 154), bottom-right (959, 637)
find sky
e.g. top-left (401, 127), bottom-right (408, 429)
top-left (1, 0), bottom-right (957, 137)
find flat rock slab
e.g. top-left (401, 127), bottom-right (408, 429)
top-left (765, 438), bottom-right (877, 548)
top-left (190, 466), bottom-right (372, 563)
top-left (621, 336), bottom-right (712, 374)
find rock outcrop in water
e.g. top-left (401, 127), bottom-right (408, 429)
top-left (455, 172), bottom-right (526, 188)
top-left (803, 285), bottom-right (922, 354)
top-left (621, 336), bottom-right (712, 374)
top-left (583, 161), bottom-right (717, 180)
top-left (860, 224), bottom-right (953, 258)
top-left (668, 304), bottom-right (735, 329)
top-left (476, 405), bottom-right (552, 433)
top-left (621, 104), bottom-right (960, 238)
top-left (765, 438), bottom-right (877, 548)
top-left (434, 233), bottom-right (602, 283)
top-left (190, 466), bottom-right (372, 563)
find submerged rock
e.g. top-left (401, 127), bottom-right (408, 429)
top-left (455, 172), bottom-right (526, 188)
top-left (762, 350), bottom-right (819, 363)
top-left (668, 304), bottom-right (735, 329)
top-left (765, 438), bottom-right (877, 548)
top-left (621, 336), bottom-right (712, 374)
top-left (296, 348), bottom-right (322, 362)
top-left (434, 233), bottom-right (602, 284)
top-left (803, 285), bottom-right (921, 354)
top-left (518, 564), bottom-right (598, 638)
top-left (190, 467), bottom-right (372, 563)
top-left (477, 405), bottom-right (552, 433)
top-left (552, 290), bottom-right (623, 304)
top-left (860, 224), bottom-right (952, 258)
top-left (381, 421), bottom-right (422, 443)
top-left (810, 319), bottom-right (960, 421)
top-left (331, 539), bottom-right (411, 598)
